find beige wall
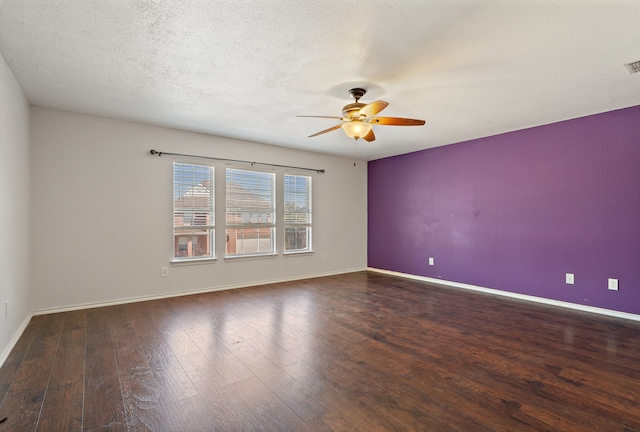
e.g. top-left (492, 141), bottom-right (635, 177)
top-left (0, 54), bottom-right (31, 364)
top-left (30, 107), bottom-right (367, 312)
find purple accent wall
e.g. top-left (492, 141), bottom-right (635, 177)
top-left (368, 105), bottom-right (640, 315)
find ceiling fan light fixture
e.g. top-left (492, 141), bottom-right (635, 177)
top-left (341, 120), bottom-right (372, 140)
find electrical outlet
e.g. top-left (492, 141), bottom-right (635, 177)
top-left (565, 273), bottom-right (574, 285)
top-left (161, 267), bottom-right (169, 278)
top-left (608, 278), bottom-right (619, 291)
top-left (323, 254), bottom-right (328, 261)
top-left (428, 257), bottom-right (434, 266)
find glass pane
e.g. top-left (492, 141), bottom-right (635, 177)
top-left (226, 168), bottom-right (275, 215)
top-left (284, 213), bottom-right (309, 224)
top-left (174, 163), bottom-right (214, 211)
top-left (226, 227), bottom-right (274, 256)
top-left (284, 174), bottom-right (311, 228)
top-left (174, 229), bottom-right (214, 259)
top-left (174, 211), bottom-right (213, 228)
top-left (284, 175), bottom-right (311, 210)
top-left (284, 226), bottom-right (310, 252)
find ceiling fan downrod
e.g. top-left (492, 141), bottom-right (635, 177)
top-left (347, 87), bottom-right (367, 103)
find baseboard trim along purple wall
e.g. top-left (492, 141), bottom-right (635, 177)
top-left (369, 267), bottom-right (640, 322)
top-left (368, 104), bottom-right (640, 315)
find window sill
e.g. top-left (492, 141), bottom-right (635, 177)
top-left (224, 253), bottom-right (278, 262)
top-left (171, 257), bottom-right (217, 266)
top-left (283, 250), bottom-right (314, 257)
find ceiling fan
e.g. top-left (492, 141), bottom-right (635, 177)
top-left (298, 88), bottom-right (425, 142)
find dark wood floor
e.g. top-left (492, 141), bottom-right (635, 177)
top-left (1, 271), bottom-right (640, 431)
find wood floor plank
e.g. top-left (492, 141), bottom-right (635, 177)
top-left (0, 354), bottom-right (55, 430)
top-left (305, 408), bottom-right (361, 432)
top-left (231, 376), bottom-right (312, 431)
top-left (281, 360), bottom-right (405, 432)
top-left (83, 309), bottom-right (127, 431)
top-left (131, 318), bottom-right (199, 405)
top-left (37, 381), bottom-right (84, 432)
top-left (177, 351), bottom-right (227, 395)
top-left (164, 394), bottom-right (215, 432)
top-left (110, 320), bottom-right (176, 431)
top-left (0, 333), bottom-right (33, 407)
top-left (0, 312), bottom-right (66, 430)
top-left (36, 325), bottom-right (86, 431)
top-left (185, 323), bottom-right (255, 385)
top-left (198, 383), bottom-right (264, 432)
top-left (251, 361), bottom-right (329, 422)
top-left (223, 317), bottom-right (301, 368)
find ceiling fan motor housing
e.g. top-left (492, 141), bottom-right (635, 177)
top-left (342, 102), bottom-right (367, 119)
top-left (342, 88), bottom-right (369, 119)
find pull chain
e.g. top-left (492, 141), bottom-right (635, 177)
top-left (353, 139), bottom-right (357, 166)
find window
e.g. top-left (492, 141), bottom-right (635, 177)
top-left (226, 168), bottom-right (276, 256)
top-left (284, 174), bottom-right (312, 253)
top-left (173, 162), bottom-right (215, 260)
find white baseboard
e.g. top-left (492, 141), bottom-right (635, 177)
top-left (0, 312), bottom-right (33, 369)
top-left (368, 267), bottom-right (640, 322)
top-left (33, 267), bottom-right (367, 316)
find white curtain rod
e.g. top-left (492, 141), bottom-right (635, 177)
top-left (149, 150), bottom-right (325, 174)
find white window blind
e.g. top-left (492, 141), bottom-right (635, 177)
top-left (284, 174), bottom-right (312, 252)
top-left (173, 162), bottom-right (215, 260)
top-left (226, 168), bottom-right (276, 256)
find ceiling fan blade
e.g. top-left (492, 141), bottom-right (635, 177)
top-left (363, 129), bottom-right (376, 142)
top-left (308, 124), bottom-right (342, 137)
top-left (358, 100), bottom-right (389, 118)
top-left (297, 115), bottom-right (343, 119)
top-left (369, 117), bottom-right (425, 126)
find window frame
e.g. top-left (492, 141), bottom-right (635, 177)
top-left (172, 161), bottom-right (215, 262)
top-left (225, 166), bottom-right (277, 258)
top-left (284, 173), bottom-right (312, 254)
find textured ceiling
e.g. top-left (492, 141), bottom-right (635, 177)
top-left (1, 0), bottom-right (640, 160)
